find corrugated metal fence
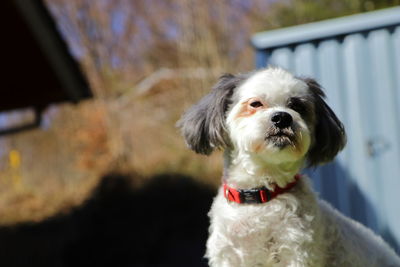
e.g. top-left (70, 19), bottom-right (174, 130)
top-left (252, 7), bottom-right (400, 252)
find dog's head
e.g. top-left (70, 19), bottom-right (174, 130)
top-left (178, 67), bottom-right (346, 167)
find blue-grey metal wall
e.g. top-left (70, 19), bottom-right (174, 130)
top-left (252, 7), bottom-right (400, 252)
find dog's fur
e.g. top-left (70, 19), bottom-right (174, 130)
top-left (178, 67), bottom-right (400, 267)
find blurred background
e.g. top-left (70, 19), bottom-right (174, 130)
top-left (0, 0), bottom-right (399, 266)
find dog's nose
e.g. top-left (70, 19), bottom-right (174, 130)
top-left (271, 112), bottom-right (293, 128)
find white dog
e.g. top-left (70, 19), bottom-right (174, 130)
top-left (178, 67), bottom-right (400, 267)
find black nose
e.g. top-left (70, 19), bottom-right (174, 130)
top-left (271, 112), bottom-right (293, 128)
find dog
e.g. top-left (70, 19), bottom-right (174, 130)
top-left (178, 67), bottom-right (400, 267)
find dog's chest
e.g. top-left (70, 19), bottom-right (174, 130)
top-left (217, 192), bottom-right (315, 240)
top-left (207, 185), bottom-right (323, 266)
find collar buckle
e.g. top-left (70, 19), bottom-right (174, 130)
top-left (239, 188), bottom-right (263, 204)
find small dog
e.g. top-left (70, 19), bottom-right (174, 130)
top-left (178, 67), bottom-right (400, 267)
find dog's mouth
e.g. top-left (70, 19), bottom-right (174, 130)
top-left (265, 128), bottom-right (296, 148)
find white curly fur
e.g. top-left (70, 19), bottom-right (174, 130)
top-left (197, 68), bottom-right (400, 266)
top-left (207, 177), bottom-right (400, 266)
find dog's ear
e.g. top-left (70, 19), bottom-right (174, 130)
top-left (303, 78), bottom-right (346, 166)
top-left (177, 74), bottom-right (244, 155)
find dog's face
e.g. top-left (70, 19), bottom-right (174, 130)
top-left (178, 68), bottom-right (346, 167)
top-left (226, 69), bottom-right (313, 164)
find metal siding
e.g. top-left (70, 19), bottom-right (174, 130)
top-left (270, 48), bottom-right (293, 69)
top-left (293, 43), bottom-right (318, 77)
top-left (253, 9), bottom-right (400, 252)
top-left (252, 7), bottom-right (400, 49)
top-left (368, 28), bottom-right (400, 244)
top-left (394, 27), bottom-right (400, 115)
top-left (342, 33), bottom-right (381, 231)
top-left (316, 39), bottom-right (351, 216)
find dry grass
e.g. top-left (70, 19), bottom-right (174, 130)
top-left (114, 73), bottom-right (225, 185)
top-left (0, 101), bottom-right (113, 224)
top-left (0, 175), bottom-right (98, 225)
top-left (0, 76), bottom-right (226, 225)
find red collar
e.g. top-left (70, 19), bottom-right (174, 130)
top-left (223, 174), bottom-right (301, 204)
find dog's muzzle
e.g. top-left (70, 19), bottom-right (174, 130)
top-left (265, 128), bottom-right (296, 148)
top-left (265, 112), bottom-right (297, 148)
top-left (271, 112), bottom-right (293, 129)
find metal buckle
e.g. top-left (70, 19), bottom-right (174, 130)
top-left (239, 189), bottom-right (262, 204)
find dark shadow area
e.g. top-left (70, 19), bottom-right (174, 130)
top-left (307, 161), bottom-right (400, 254)
top-left (0, 173), bottom-right (215, 267)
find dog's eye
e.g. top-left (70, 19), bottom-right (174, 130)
top-left (249, 101), bottom-right (263, 108)
top-left (288, 98), bottom-right (307, 114)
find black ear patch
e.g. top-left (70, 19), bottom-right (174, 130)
top-left (303, 78), bottom-right (347, 166)
top-left (177, 74), bottom-right (246, 155)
